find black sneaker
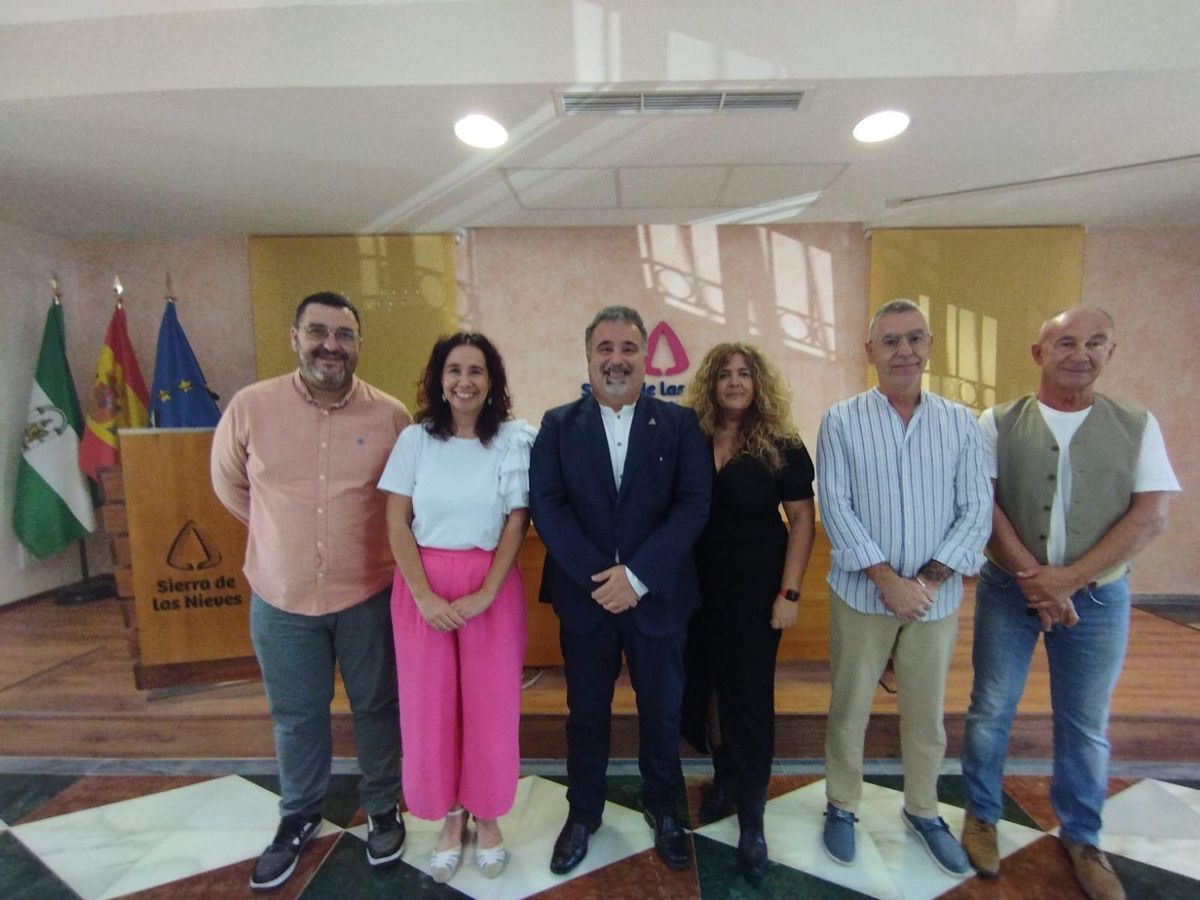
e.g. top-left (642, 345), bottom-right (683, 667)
top-left (366, 805), bottom-right (406, 867)
top-left (250, 812), bottom-right (321, 891)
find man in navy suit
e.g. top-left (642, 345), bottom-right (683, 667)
top-left (531, 306), bottom-right (711, 874)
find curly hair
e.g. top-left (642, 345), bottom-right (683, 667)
top-left (414, 332), bottom-right (512, 446)
top-left (682, 342), bottom-right (800, 473)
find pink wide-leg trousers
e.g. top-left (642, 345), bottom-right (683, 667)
top-left (392, 547), bottom-right (527, 820)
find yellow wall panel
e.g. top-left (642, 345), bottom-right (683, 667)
top-left (249, 235), bottom-right (459, 410)
top-left (869, 227), bottom-right (1084, 410)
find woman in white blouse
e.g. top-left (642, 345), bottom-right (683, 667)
top-left (378, 332), bottom-right (533, 882)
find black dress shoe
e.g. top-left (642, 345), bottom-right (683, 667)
top-left (550, 819), bottom-right (599, 875)
top-left (644, 810), bottom-right (691, 870)
top-left (737, 820), bottom-right (768, 880)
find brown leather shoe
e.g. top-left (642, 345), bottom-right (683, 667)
top-left (1062, 838), bottom-right (1126, 900)
top-left (961, 812), bottom-right (999, 877)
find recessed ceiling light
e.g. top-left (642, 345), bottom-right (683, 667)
top-left (454, 114), bottom-right (508, 149)
top-left (853, 110), bottom-right (910, 143)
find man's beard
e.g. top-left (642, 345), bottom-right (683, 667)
top-left (302, 349), bottom-right (352, 387)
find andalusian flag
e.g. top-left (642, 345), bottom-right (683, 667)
top-left (13, 301), bottom-right (96, 559)
top-left (149, 300), bottom-right (220, 427)
top-left (79, 304), bottom-right (149, 481)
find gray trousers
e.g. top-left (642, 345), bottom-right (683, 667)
top-left (250, 590), bottom-right (400, 819)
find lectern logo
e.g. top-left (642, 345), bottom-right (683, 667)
top-left (166, 520), bottom-right (223, 570)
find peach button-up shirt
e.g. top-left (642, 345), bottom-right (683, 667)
top-left (211, 371), bottom-right (410, 616)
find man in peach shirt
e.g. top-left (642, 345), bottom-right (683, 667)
top-left (212, 292), bottom-right (411, 891)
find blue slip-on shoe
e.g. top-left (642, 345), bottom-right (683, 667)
top-left (902, 810), bottom-right (972, 876)
top-left (822, 803), bottom-right (858, 865)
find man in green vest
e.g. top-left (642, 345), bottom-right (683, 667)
top-left (960, 307), bottom-right (1179, 900)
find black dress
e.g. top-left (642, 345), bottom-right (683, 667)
top-left (682, 441), bottom-right (815, 810)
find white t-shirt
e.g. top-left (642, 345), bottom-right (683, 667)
top-left (377, 419), bottom-right (536, 551)
top-left (979, 402), bottom-right (1180, 565)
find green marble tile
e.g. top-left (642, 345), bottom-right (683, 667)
top-left (544, 774), bottom-right (692, 825)
top-left (0, 831), bottom-right (78, 900)
top-left (937, 774), bottom-right (1041, 830)
top-left (693, 833), bottom-right (871, 898)
top-left (299, 832), bottom-right (466, 898)
top-left (1110, 851), bottom-right (1200, 899)
top-left (0, 774), bottom-right (79, 825)
top-left (240, 773), bottom-right (364, 827)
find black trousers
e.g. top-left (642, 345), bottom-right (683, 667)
top-left (684, 590), bottom-right (781, 812)
top-left (560, 614), bottom-right (687, 823)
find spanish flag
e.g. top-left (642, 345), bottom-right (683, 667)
top-left (79, 304), bottom-right (149, 481)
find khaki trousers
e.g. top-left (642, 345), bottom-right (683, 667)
top-left (825, 590), bottom-right (958, 818)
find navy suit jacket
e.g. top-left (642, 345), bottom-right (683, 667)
top-left (530, 392), bottom-right (712, 637)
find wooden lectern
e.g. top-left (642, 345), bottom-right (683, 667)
top-left (114, 429), bottom-right (259, 689)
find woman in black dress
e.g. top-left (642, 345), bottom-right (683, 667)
top-left (682, 342), bottom-right (815, 879)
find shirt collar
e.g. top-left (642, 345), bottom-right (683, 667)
top-left (291, 370), bottom-right (359, 410)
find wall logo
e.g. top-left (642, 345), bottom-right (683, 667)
top-left (166, 520), bottom-right (223, 571)
top-left (645, 321), bottom-right (689, 376)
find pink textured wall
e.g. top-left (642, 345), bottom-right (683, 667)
top-left (457, 224), bottom-right (870, 451)
top-left (0, 220), bottom-right (101, 605)
top-left (74, 238), bottom-right (256, 418)
top-left (1081, 228), bottom-right (1199, 595)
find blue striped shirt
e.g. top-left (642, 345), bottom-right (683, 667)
top-left (816, 388), bottom-right (991, 620)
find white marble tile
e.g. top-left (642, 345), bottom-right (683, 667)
top-left (1100, 778), bottom-right (1200, 839)
top-left (371, 775), bottom-right (655, 900)
top-left (696, 779), bottom-right (905, 899)
top-left (11, 775), bottom-right (339, 900)
top-left (695, 779), bottom-right (1029, 900)
top-left (1094, 779), bottom-right (1200, 880)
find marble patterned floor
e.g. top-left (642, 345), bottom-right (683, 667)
top-left (2, 768), bottom-right (1199, 899)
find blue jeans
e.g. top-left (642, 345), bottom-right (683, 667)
top-left (962, 562), bottom-right (1130, 845)
top-left (251, 591), bottom-right (400, 819)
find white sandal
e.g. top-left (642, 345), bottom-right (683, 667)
top-left (429, 807), bottom-right (468, 883)
top-left (475, 838), bottom-right (508, 878)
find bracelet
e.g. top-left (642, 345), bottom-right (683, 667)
top-left (914, 575), bottom-right (930, 591)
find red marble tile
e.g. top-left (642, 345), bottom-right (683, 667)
top-left (1002, 775), bottom-right (1058, 831)
top-left (529, 846), bottom-right (700, 900)
top-left (1003, 776), bottom-right (1139, 833)
top-left (119, 832), bottom-right (341, 900)
top-left (16, 775), bottom-right (213, 824)
top-left (941, 834), bottom-right (1087, 899)
top-left (765, 774), bottom-right (822, 802)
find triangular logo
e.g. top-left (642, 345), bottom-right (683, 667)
top-left (645, 321), bottom-right (690, 376)
top-left (166, 520), bottom-right (223, 570)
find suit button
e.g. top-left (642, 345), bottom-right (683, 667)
top-left (1050, 445), bottom-right (1059, 451)
top-left (1047, 474), bottom-right (1056, 480)
top-left (1043, 505), bottom-right (1051, 511)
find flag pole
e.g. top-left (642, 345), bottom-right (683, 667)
top-left (56, 275), bottom-right (116, 606)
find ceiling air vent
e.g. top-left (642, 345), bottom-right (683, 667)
top-left (560, 89), bottom-right (805, 115)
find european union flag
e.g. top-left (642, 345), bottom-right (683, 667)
top-left (149, 300), bottom-right (221, 427)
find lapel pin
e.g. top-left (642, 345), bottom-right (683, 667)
top-left (648, 418), bottom-right (656, 426)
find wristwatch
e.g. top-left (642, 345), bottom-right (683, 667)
top-left (781, 588), bottom-right (800, 603)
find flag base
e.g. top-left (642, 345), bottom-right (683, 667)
top-left (55, 573), bottom-right (117, 606)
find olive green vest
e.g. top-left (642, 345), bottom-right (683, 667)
top-left (992, 394), bottom-right (1145, 583)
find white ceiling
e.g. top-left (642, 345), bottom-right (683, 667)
top-left (1, 0), bottom-right (1199, 239)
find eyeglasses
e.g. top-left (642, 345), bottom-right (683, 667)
top-left (876, 332), bottom-right (928, 350)
top-left (302, 325), bottom-right (360, 345)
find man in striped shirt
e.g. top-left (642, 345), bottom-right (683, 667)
top-left (815, 298), bottom-right (992, 877)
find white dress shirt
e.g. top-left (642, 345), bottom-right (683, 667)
top-left (598, 400), bottom-right (649, 597)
